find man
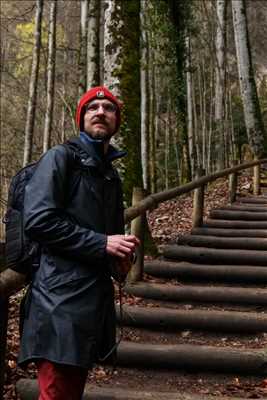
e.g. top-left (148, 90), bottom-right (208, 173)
top-left (18, 86), bottom-right (140, 400)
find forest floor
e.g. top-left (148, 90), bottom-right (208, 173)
top-left (4, 172), bottom-right (267, 399)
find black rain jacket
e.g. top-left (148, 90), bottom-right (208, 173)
top-left (18, 136), bottom-right (125, 369)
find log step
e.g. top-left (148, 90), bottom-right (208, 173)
top-left (191, 227), bottom-right (267, 237)
top-left (116, 342), bottom-right (267, 374)
top-left (209, 209), bottom-right (267, 221)
top-left (177, 234), bottom-right (267, 250)
top-left (237, 196), bottom-right (267, 204)
top-left (117, 304), bottom-right (267, 333)
top-left (162, 244), bottom-right (267, 265)
top-left (205, 218), bottom-right (267, 229)
top-left (144, 260), bottom-right (267, 282)
top-left (15, 379), bottom-right (248, 400)
top-left (220, 204), bottom-right (267, 212)
top-left (125, 282), bottom-right (267, 305)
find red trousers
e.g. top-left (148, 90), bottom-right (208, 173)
top-left (37, 359), bottom-right (88, 400)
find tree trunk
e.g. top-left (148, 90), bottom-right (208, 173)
top-left (231, 0), bottom-right (266, 157)
top-left (60, 53), bottom-right (66, 143)
top-left (150, 56), bottom-right (158, 193)
top-left (43, 0), bottom-right (57, 153)
top-left (78, 0), bottom-right (88, 98)
top-left (214, 0), bottom-right (227, 169)
top-left (99, 0), bottom-right (105, 85)
top-left (192, 78), bottom-right (201, 168)
top-left (87, 0), bottom-right (100, 88)
top-left (207, 60), bottom-right (215, 172)
top-left (103, 0), bottom-right (122, 97)
top-left (200, 59), bottom-right (207, 171)
top-left (140, 0), bottom-right (149, 191)
top-left (164, 113), bottom-right (170, 190)
top-left (103, 0), bottom-right (142, 203)
top-left (185, 35), bottom-right (196, 178)
top-left (23, 0), bottom-right (43, 166)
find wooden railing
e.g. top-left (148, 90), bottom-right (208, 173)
top-left (0, 157), bottom-right (267, 398)
top-left (127, 158), bottom-right (267, 281)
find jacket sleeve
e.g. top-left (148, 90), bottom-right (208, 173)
top-left (24, 145), bottom-right (107, 262)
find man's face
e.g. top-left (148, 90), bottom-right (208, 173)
top-left (83, 99), bottom-right (117, 141)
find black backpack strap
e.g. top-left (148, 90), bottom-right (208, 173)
top-left (64, 138), bottom-right (100, 169)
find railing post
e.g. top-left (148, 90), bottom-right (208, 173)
top-left (127, 187), bottom-right (145, 283)
top-left (229, 160), bottom-right (238, 203)
top-left (253, 159), bottom-right (261, 196)
top-left (0, 298), bottom-right (8, 399)
top-left (192, 168), bottom-right (205, 229)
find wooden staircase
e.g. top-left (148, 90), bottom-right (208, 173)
top-left (16, 184), bottom-right (267, 399)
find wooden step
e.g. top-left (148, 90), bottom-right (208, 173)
top-left (116, 342), bottom-right (267, 374)
top-left (177, 234), bottom-right (267, 250)
top-left (204, 218), bottom-right (267, 229)
top-left (162, 244), bottom-right (267, 265)
top-left (237, 196), bottom-right (267, 204)
top-left (117, 304), bottom-right (267, 333)
top-left (209, 209), bottom-right (267, 221)
top-left (220, 204), bottom-right (267, 212)
top-left (125, 282), bottom-right (267, 305)
top-left (16, 379), bottom-right (248, 400)
top-left (144, 260), bottom-right (267, 282)
top-left (192, 226), bottom-right (267, 237)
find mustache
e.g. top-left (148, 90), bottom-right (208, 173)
top-left (91, 116), bottom-right (107, 125)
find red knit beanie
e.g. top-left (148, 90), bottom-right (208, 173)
top-left (76, 86), bottom-right (122, 132)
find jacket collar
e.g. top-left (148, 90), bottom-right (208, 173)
top-left (66, 134), bottom-right (126, 172)
top-left (79, 132), bottom-right (126, 163)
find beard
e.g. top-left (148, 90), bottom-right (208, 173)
top-left (91, 128), bottom-right (114, 142)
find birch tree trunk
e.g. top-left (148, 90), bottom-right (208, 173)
top-left (164, 115), bottom-right (170, 190)
top-left (214, 0), bottom-right (227, 169)
top-left (140, 0), bottom-right (149, 191)
top-left (43, 0), bottom-right (57, 153)
top-left (192, 78), bottom-right (201, 168)
top-left (23, 0), bottom-right (43, 166)
top-left (103, 0), bottom-right (122, 98)
top-left (232, 0), bottom-right (265, 157)
top-left (207, 62), bottom-right (215, 173)
top-left (78, 0), bottom-right (88, 98)
top-left (149, 54), bottom-right (157, 194)
top-left (148, 22), bottom-right (157, 194)
top-left (60, 51), bottom-right (67, 143)
top-left (87, 0), bottom-right (100, 88)
top-left (99, 0), bottom-right (105, 85)
top-left (200, 59), bottom-right (207, 171)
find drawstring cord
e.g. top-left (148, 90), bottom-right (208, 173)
top-left (98, 281), bottom-right (124, 362)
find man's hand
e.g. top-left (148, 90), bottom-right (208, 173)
top-left (106, 234), bottom-right (140, 258)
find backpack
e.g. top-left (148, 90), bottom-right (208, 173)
top-left (3, 143), bottom-right (78, 280)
